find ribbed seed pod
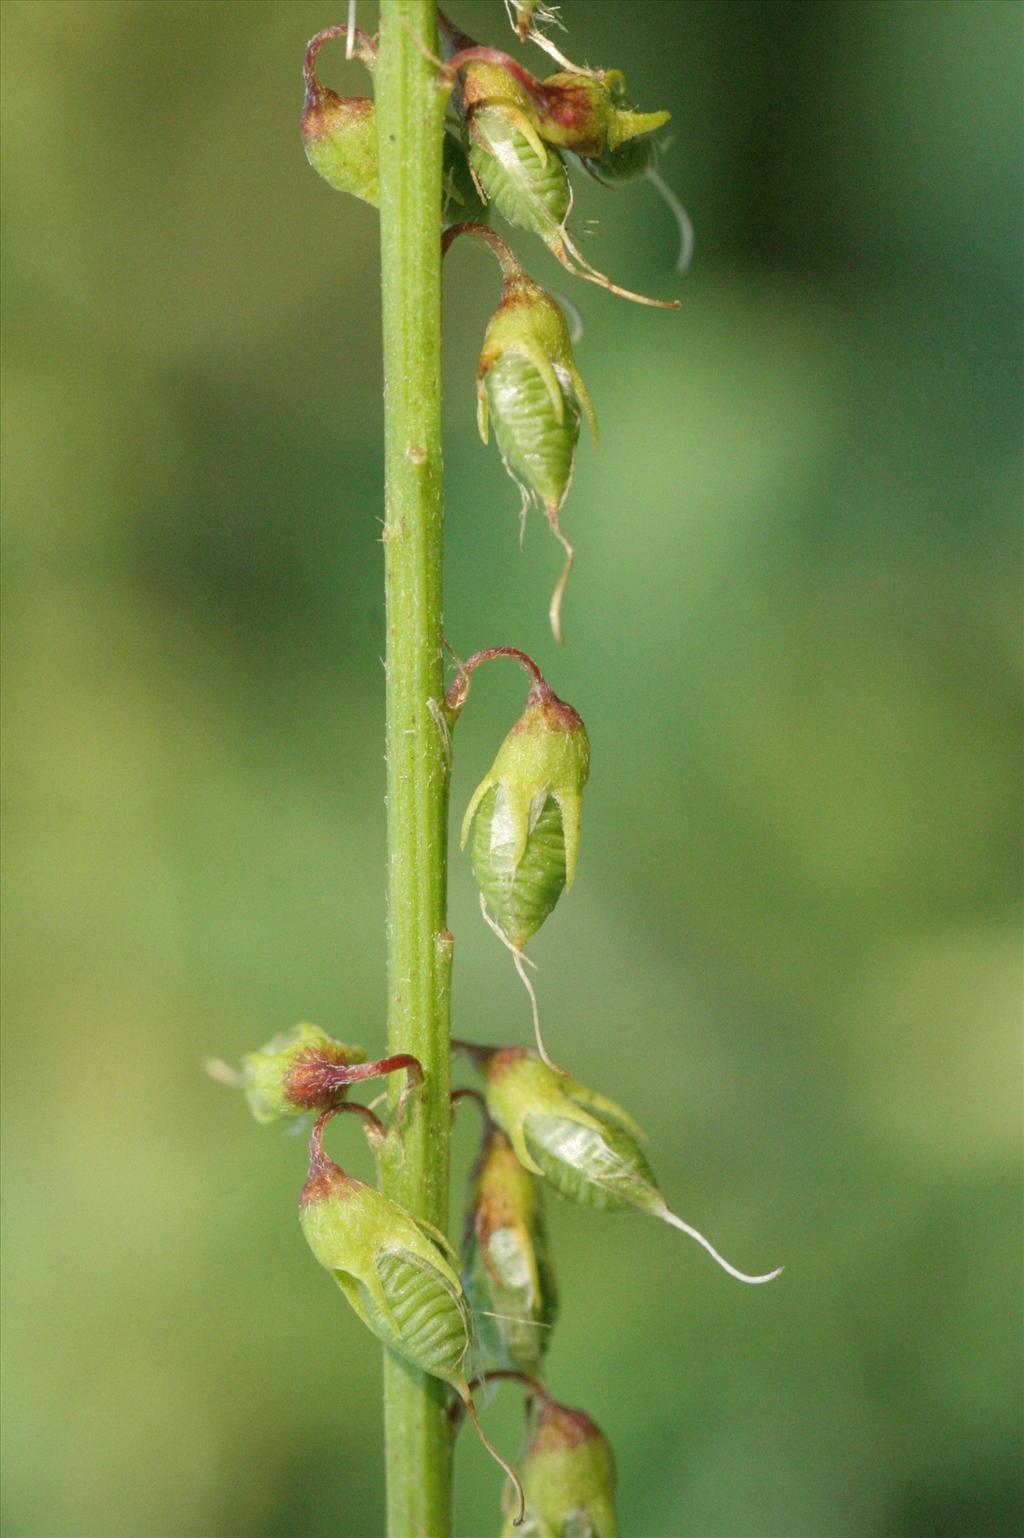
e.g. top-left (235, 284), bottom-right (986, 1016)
top-left (446, 32), bottom-right (680, 306)
top-left (460, 59), bottom-right (548, 165)
top-left (482, 1049), bottom-right (784, 1285)
top-left (502, 1398), bottom-right (619, 1538)
top-left (461, 679), bottom-right (589, 951)
top-left (463, 1126), bottom-right (558, 1375)
top-left (301, 1158), bottom-right (475, 1385)
top-left (469, 106), bottom-right (571, 249)
top-left (475, 263), bottom-right (597, 640)
top-left (300, 1116), bottom-right (526, 1517)
top-left (471, 785), bottom-right (568, 952)
top-left (485, 353), bottom-right (579, 530)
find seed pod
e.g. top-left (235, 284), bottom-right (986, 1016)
top-left (461, 675), bottom-right (589, 950)
top-left (302, 93), bottom-right (379, 204)
top-left (301, 1144), bottom-right (473, 1384)
top-left (300, 1113), bottom-right (526, 1517)
top-left (462, 60), bottom-right (553, 169)
top-left (240, 1023), bottom-right (366, 1124)
top-left (469, 106), bottom-right (571, 246)
top-left (301, 30), bottom-right (487, 228)
top-left (452, 45), bottom-right (669, 162)
top-left (447, 40), bottom-right (679, 306)
top-left (301, 28), bottom-right (379, 206)
top-left (442, 40), bottom-right (673, 306)
top-left (463, 1126), bottom-right (558, 1375)
top-left (529, 70), bottom-right (669, 161)
top-left (302, 96), bottom-right (487, 228)
top-left (502, 1397), bottom-right (618, 1538)
top-left (482, 1049), bottom-right (784, 1285)
top-left (478, 266), bottom-right (598, 492)
top-left (477, 262), bottom-right (597, 640)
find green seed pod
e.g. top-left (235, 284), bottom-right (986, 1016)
top-left (300, 1113), bottom-right (526, 1517)
top-left (452, 44), bottom-right (668, 162)
top-left (502, 1398), bottom-right (618, 1538)
top-left (442, 225), bottom-right (596, 639)
top-left (301, 1150), bottom-right (474, 1387)
top-left (482, 1049), bottom-right (784, 1285)
top-left (533, 69), bottom-right (669, 160)
top-left (461, 60), bottom-right (551, 166)
top-left (302, 95), bottom-right (487, 226)
top-left (487, 348), bottom-right (579, 532)
top-left (479, 267), bottom-right (598, 506)
top-left (461, 677), bottom-right (589, 950)
top-left (478, 265), bottom-right (597, 640)
top-left (241, 1023), bottom-right (366, 1124)
top-left (302, 92), bottom-right (379, 205)
top-left (301, 28), bottom-right (380, 206)
top-left (463, 1126), bottom-right (558, 1375)
top-left (301, 30), bottom-right (489, 226)
top-left (469, 106), bottom-right (571, 249)
top-left (446, 35), bottom-right (679, 307)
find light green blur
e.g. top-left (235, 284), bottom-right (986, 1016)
top-left (2, 2), bottom-right (1020, 1536)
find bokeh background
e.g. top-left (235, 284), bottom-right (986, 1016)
top-left (2, 2), bottom-right (1021, 1535)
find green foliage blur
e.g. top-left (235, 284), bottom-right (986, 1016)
top-left (2, 2), bottom-right (1020, 1534)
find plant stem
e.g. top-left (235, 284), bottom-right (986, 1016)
top-left (375, 4), bottom-right (453, 1536)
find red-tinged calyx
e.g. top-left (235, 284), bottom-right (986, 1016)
top-left (241, 1024), bottom-right (366, 1124)
top-left (285, 1041), bottom-right (364, 1109)
top-left (300, 1157), bottom-right (364, 1210)
top-left (514, 680), bottom-right (585, 739)
top-left (286, 1050), bottom-right (423, 1113)
top-left (534, 73), bottom-right (608, 158)
top-left (533, 1397), bottom-right (604, 1452)
top-left (518, 1395), bottom-right (619, 1538)
top-left (235, 1024), bottom-right (421, 1125)
top-left (302, 89), bottom-right (374, 147)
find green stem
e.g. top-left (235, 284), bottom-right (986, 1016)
top-left (375, 4), bottom-right (453, 1536)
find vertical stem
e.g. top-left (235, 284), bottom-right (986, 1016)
top-left (375, 4), bottom-right (453, 1537)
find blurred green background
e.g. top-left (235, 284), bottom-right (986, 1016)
top-left (2, 2), bottom-right (1021, 1535)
